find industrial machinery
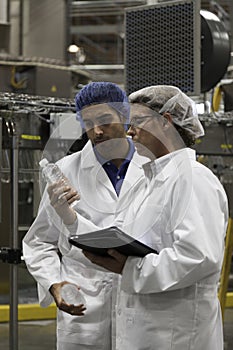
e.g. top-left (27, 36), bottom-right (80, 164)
top-left (124, 0), bottom-right (233, 215)
top-left (193, 112), bottom-right (233, 217)
top-left (0, 91), bottom-right (89, 349)
top-left (125, 0), bottom-right (231, 95)
top-left (0, 92), bottom-right (87, 297)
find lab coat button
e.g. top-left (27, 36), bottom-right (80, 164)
top-left (117, 336), bottom-right (122, 344)
top-left (117, 309), bottom-right (121, 315)
top-left (127, 316), bottom-right (134, 325)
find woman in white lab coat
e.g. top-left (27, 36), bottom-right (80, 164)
top-left (23, 82), bottom-right (148, 350)
top-left (82, 86), bottom-right (229, 350)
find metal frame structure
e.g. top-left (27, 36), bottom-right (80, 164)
top-left (0, 92), bottom-right (79, 350)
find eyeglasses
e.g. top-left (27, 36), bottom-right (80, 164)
top-left (129, 112), bottom-right (162, 129)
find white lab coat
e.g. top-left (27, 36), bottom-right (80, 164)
top-left (23, 140), bottom-right (147, 349)
top-left (113, 148), bottom-right (229, 350)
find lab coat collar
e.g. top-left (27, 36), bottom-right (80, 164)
top-left (143, 148), bottom-right (196, 181)
top-left (79, 139), bottom-right (148, 196)
top-left (80, 140), bottom-right (99, 169)
top-left (80, 138), bottom-right (149, 170)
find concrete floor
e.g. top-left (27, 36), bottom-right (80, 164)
top-left (0, 320), bottom-right (56, 349)
top-left (223, 308), bottom-right (233, 349)
top-left (0, 309), bottom-right (233, 349)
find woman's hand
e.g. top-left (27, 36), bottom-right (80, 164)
top-left (49, 281), bottom-right (86, 316)
top-left (47, 179), bottom-right (80, 225)
top-left (83, 249), bottom-right (127, 274)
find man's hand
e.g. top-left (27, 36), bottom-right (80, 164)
top-left (49, 281), bottom-right (86, 316)
top-left (83, 249), bottom-right (127, 274)
top-left (47, 180), bottom-right (80, 225)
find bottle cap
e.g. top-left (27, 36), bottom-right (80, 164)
top-left (39, 158), bottom-right (49, 168)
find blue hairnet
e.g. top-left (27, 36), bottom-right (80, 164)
top-left (75, 82), bottom-right (129, 130)
top-left (75, 82), bottom-right (128, 110)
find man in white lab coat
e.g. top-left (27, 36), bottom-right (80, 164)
top-left (81, 86), bottom-right (229, 350)
top-left (23, 82), bottom-right (148, 350)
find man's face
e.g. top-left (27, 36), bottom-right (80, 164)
top-left (81, 103), bottom-right (127, 158)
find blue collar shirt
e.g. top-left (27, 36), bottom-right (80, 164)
top-left (94, 138), bottom-right (135, 196)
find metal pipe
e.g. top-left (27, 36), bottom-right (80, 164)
top-left (9, 123), bottom-right (19, 350)
top-left (0, 0), bottom-right (8, 22)
top-left (6, 0), bottom-right (10, 22)
top-left (71, 0), bottom-right (147, 17)
top-left (0, 117), bottom-right (2, 223)
top-left (65, 0), bottom-right (72, 65)
top-left (229, 1), bottom-right (233, 61)
top-left (19, 0), bottom-right (24, 56)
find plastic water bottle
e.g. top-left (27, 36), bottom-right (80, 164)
top-left (39, 158), bottom-right (79, 207)
top-left (60, 283), bottom-right (86, 306)
top-left (39, 158), bottom-right (65, 185)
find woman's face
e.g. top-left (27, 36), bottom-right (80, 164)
top-left (127, 103), bottom-right (171, 159)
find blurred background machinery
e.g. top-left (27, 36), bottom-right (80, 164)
top-left (0, 0), bottom-right (232, 295)
top-left (0, 92), bottom-right (87, 297)
top-left (1, 1), bottom-right (233, 349)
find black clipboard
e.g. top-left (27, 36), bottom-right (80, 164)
top-left (69, 226), bottom-right (158, 257)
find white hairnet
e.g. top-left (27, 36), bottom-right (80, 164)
top-left (129, 85), bottom-right (205, 138)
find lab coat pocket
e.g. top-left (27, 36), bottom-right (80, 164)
top-left (57, 279), bottom-right (112, 346)
top-left (117, 308), bottom-right (173, 350)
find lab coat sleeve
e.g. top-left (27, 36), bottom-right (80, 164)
top-left (66, 212), bottom-right (104, 235)
top-left (121, 167), bottom-right (229, 294)
top-left (23, 190), bottom-right (105, 306)
top-left (22, 191), bottom-right (64, 307)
